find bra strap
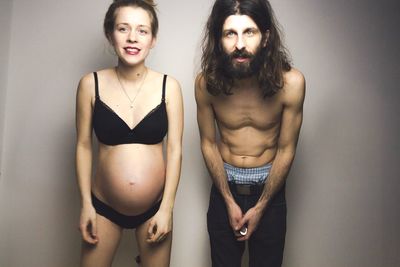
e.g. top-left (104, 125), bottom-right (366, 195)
top-left (162, 74), bottom-right (167, 102)
top-left (93, 72), bottom-right (99, 99)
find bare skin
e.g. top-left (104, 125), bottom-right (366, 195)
top-left (76, 6), bottom-right (183, 267)
top-left (195, 68), bottom-right (305, 241)
top-left (196, 12), bottom-right (305, 243)
top-left (92, 69), bottom-right (167, 215)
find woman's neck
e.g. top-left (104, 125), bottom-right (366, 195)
top-left (116, 61), bottom-right (147, 82)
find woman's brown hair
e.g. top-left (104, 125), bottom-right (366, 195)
top-left (104, 0), bottom-right (158, 40)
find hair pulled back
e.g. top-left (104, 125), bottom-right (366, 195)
top-left (104, 0), bottom-right (158, 40)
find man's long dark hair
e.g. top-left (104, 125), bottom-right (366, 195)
top-left (201, 0), bottom-right (292, 97)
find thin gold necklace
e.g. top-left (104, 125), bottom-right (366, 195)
top-left (115, 67), bottom-right (148, 109)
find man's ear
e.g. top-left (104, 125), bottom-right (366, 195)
top-left (263, 30), bottom-right (270, 47)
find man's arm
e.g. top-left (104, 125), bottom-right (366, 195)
top-left (238, 69), bottom-right (306, 241)
top-left (257, 69), bottom-right (306, 210)
top-left (195, 74), bottom-right (243, 233)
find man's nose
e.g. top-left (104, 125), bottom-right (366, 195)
top-left (235, 35), bottom-right (245, 50)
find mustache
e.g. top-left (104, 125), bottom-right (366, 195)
top-left (231, 49), bottom-right (254, 59)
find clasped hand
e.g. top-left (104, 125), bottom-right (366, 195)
top-left (227, 201), bottom-right (263, 241)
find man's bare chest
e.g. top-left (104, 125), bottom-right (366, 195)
top-left (212, 94), bottom-right (283, 130)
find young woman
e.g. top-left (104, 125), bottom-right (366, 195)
top-left (75, 1), bottom-right (183, 266)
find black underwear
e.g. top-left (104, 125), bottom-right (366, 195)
top-left (91, 193), bottom-right (161, 229)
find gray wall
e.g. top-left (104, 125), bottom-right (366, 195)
top-left (0, 0), bottom-right (399, 266)
top-left (0, 0), bottom-right (13, 266)
top-left (274, 1), bottom-right (400, 266)
top-left (0, 0), bottom-right (12, 175)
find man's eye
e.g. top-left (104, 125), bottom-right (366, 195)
top-left (138, 29), bottom-right (148, 35)
top-left (118, 27), bottom-right (128, 32)
top-left (246, 30), bottom-right (255, 36)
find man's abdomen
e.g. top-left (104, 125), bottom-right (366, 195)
top-left (218, 126), bottom-right (278, 168)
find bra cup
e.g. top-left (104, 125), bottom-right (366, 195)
top-left (93, 100), bottom-right (168, 146)
top-left (92, 72), bottom-right (168, 146)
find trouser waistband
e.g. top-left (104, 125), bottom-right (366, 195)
top-left (228, 182), bottom-right (264, 196)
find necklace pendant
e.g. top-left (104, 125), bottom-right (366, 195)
top-left (115, 67), bottom-right (148, 111)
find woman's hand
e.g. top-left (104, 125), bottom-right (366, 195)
top-left (146, 209), bottom-right (172, 243)
top-left (79, 205), bottom-right (98, 244)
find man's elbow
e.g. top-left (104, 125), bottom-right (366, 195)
top-left (276, 145), bottom-right (296, 160)
top-left (200, 139), bottom-right (217, 155)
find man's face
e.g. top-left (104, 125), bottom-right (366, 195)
top-left (220, 14), bottom-right (266, 79)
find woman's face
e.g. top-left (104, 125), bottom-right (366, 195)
top-left (111, 6), bottom-right (156, 66)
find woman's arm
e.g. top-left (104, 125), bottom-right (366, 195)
top-left (75, 73), bottom-right (98, 244)
top-left (147, 76), bottom-right (183, 243)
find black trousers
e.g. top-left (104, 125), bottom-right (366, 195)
top-left (207, 184), bottom-right (286, 267)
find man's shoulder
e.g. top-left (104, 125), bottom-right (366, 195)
top-left (195, 72), bottom-right (207, 91)
top-left (195, 72), bottom-right (212, 102)
top-left (281, 68), bottom-right (306, 105)
top-left (283, 68), bottom-right (305, 90)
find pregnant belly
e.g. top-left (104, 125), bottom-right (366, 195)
top-left (94, 146), bottom-right (165, 215)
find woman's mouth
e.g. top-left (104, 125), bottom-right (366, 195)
top-left (124, 47), bottom-right (140, 55)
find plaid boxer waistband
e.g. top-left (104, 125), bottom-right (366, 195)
top-left (224, 161), bottom-right (272, 185)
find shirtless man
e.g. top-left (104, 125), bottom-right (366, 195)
top-left (195, 0), bottom-right (305, 266)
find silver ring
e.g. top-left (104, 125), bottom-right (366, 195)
top-left (239, 227), bottom-right (248, 236)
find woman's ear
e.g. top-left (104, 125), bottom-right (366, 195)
top-left (150, 36), bottom-right (157, 49)
top-left (106, 33), bottom-right (115, 46)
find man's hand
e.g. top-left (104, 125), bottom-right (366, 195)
top-left (236, 206), bottom-right (263, 241)
top-left (226, 200), bottom-right (244, 236)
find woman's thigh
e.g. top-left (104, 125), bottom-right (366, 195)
top-left (80, 214), bottom-right (123, 267)
top-left (135, 219), bottom-right (172, 267)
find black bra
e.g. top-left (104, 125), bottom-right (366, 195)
top-left (92, 72), bottom-right (168, 146)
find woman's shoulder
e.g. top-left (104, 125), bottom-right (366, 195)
top-left (79, 68), bottom-right (114, 85)
top-left (148, 70), bottom-right (181, 104)
top-left (93, 68), bottom-right (116, 80)
top-left (77, 72), bottom-right (95, 96)
top-left (77, 68), bottom-right (115, 97)
top-left (148, 69), bottom-right (181, 91)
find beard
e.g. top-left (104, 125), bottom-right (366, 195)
top-left (220, 46), bottom-right (264, 79)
